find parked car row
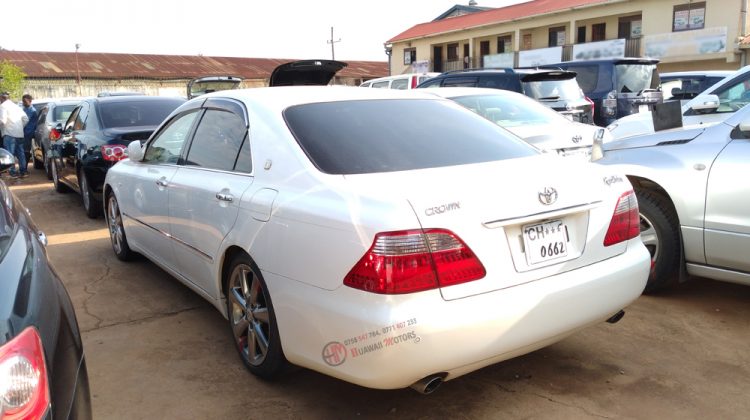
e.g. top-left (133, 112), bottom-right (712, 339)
top-left (16, 58), bottom-right (747, 397)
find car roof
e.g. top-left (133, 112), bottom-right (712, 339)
top-left (418, 87), bottom-right (521, 99)
top-left (197, 86), bottom-right (445, 111)
top-left (365, 72), bottom-right (441, 83)
top-left (660, 71), bottom-right (734, 78)
top-left (555, 58), bottom-right (660, 65)
top-left (92, 95), bottom-right (185, 104)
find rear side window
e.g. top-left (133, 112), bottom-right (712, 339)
top-left (523, 78), bottom-right (583, 101)
top-left (564, 65), bottom-right (600, 92)
top-left (443, 77), bottom-right (479, 87)
top-left (185, 109), bottom-right (247, 171)
top-left (372, 81), bottom-right (390, 89)
top-left (478, 75), bottom-right (520, 91)
top-left (417, 78), bottom-right (442, 88)
top-left (390, 79), bottom-right (408, 90)
top-left (284, 99), bottom-right (536, 175)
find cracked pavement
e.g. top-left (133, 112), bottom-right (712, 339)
top-left (8, 168), bottom-right (750, 419)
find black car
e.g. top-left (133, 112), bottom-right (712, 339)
top-left (32, 99), bottom-right (84, 179)
top-left (417, 68), bottom-right (594, 124)
top-left (51, 95), bottom-right (185, 218)
top-left (548, 58), bottom-right (662, 127)
top-left (0, 148), bottom-right (92, 419)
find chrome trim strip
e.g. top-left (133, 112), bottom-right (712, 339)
top-left (686, 263), bottom-right (750, 287)
top-left (483, 201), bottom-right (603, 228)
top-left (123, 212), bottom-right (214, 262)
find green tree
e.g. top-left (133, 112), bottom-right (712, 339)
top-left (0, 61), bottom-right (27, 100)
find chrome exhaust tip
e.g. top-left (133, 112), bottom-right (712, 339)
top-left (410, 373), bottom-right (446, 395)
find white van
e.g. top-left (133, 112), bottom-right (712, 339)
top-left (360, 72), bottom-right (439, 90)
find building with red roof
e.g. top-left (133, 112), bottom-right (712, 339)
top-left (385, 0), bottom-right (747, 75)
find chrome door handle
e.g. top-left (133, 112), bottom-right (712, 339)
top-left (37, 231), bottom-right (48, 247)
top-left (156, 179), bottom-right (168, 187)
top-left (215, 193), bottom-right (234, 202)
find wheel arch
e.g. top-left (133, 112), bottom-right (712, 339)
top-left (219, 245), bottom-right (251, 306)
top-left (627, 175), bottom-right (689, 284)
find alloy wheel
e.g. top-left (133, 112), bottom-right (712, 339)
top-left (107, 196), bottom-right (124, 255)
top-left (228, 264), bottom-right (271, 366)
top-left (640, 212), bottom-right (659, 270)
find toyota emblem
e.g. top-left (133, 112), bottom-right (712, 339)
top-left (538, 187), bottom-right (558, 205)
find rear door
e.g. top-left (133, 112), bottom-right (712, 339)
top-left (167, 98), bottom-right (253, 298)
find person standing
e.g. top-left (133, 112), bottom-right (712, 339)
top-left (0, 92), bottom-right (30, 177)
top-left (22, 94), bottom-right (38, 170)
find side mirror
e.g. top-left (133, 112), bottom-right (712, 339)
top-left (54, 122), bottom-right (63, 131)
top-left (0, 148), bottom-right (15, 173)
top-left (739, 118), bottom-right (750, 133)
top-left (690, 94), bottom-right (720, 112)
top-left (590, 128), bottom-right (605, 162)
top-left (127, 140), bottom-right (144, 162)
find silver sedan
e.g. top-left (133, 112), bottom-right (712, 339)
top-left (596, 103), bottom-right (750, 292)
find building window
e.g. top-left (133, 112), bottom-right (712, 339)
top-left (522, 34), bottom-right (532, 50)
top-left (403, 48), bottom-right (416, 65)
top-left (592, 23), bottom-right (606, 41)
top-left (497, 35), bottom-right (511, 53)
top-left (619, 15), bottom-right (643, 39)
top-left (577, 26), bottom-right (586, 44)
top-left (447, 43), bottom-right (459, 61)
top-left (548, 26), bottom-right (566, 47)
top-left (673, 2), bottom-right (705, 31)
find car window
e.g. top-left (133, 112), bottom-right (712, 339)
top-left (284, 99), bottom-right (537, 175)
top-left (417, 78), bottom-right (442, 88)
top-left (390, 79), bottom-right (408, 90)
top-left (372, 81), bottom-right (390, 89)
top-left (711, 75), bottom-right (750, 114)
top-left (73, 102), bottom-right (90, 130)
top-left (361, 82), bottom-right (371, 88)
top-left (615, 64), bottom-right (658, 93)
top-left (234, 134), bottom-right (252, 173)
top-left (523, 78), bottom-right (583, 101)
top-left (451, 94), bottom-right (569, 127)
top-left (443, 77), bottom-right (479, 87)
top-left (53, 104), bottom-right (77, 123)
top-left (63, 106), bottom-right (80, 132)
top-left (99, 99), bottom-right (184, 128)
top-left (564, 65), bottom-right (599, 93)
top-left (185, 109), bottom-right (247, 171)
top-left (478, 75), bottom-right (520, 91)
top-left (144, 111), bottom-right (200, 164)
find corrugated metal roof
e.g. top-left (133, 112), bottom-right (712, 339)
top-left (388, 0), bottom-right (618, 43)
top-left (0, 51), bottom-right (388, 80)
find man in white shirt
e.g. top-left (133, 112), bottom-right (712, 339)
top-left (0, 92), bottom-right (29, 177)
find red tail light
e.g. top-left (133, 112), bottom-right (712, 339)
top-left (411, 76), bottom-right (418, 89)
top-left (344, 229), bottom-right (486, 294)
top-left (0, 327), bottom-right (50, 420)
top-left (585, 96), bottom-right (595, 118)
top-left (101, 145), bottom-right (129, 162)
top-left (604, 190), bottom-right (640, 246)
top-left (49, 128), bottom-right (61, 141)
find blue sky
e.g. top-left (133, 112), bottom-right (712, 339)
top-left (2, 0), bottom-right (525, 61)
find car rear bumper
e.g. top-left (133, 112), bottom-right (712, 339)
top-left (267, 239), bottom-right (650, 389)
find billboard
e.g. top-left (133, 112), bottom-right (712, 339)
top-left (572, 39), bottom-right (626, 61)
top-left (644, 26), bottom-right (726, 59)
top-left (518, 46), bottom-right (563, 67)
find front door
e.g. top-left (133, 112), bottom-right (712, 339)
top-left (122, 109), bottom-right (201, 271)
top-left (168, 103), bottom-right (252, 298)
top-left (433, 46), bottom-right (443, 73)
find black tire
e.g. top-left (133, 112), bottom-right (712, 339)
top-left (80, 171), bottom-right (101, 219)
top-left (106, 193), bottom-right (134, 261)
top-left (44, 152), bottom-right (53, 180)
top-left (51, 159), bottom-right (71, 193)
top-left (637, 190), bottom-right (681, 293)
top-left (33, 149), bottom-right (44, 169)
top-left (225, 254), bottom-right (286, 379)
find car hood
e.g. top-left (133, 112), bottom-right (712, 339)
top-left (269, 60), bottom-right (348, 86)
top-left (603, 125), bottom-right (705, 152)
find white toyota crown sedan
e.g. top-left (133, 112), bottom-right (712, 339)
top-left (103, 86), bottom-right (649, 392)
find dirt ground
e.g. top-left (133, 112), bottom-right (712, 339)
top-left (8, 167), bottom-right (750, 419)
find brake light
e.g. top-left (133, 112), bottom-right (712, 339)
top-left (344, 229), bottom-right (486, 294)
top-left (411, 76), bottom-right (418, 89)
top-left (0, 327), bottom-right (50, 420)
top-left (101, 145), bottom-right (129, 162)
top-left (48, 128), bottom-right (61, 141)
top-left (585, 96), bottom-right (595, 119)
top-left (604, 190), bottom-right (640, 246)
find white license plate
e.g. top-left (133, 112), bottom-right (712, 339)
top-left (522, 219), bottom-right (569, 265)
top-left (639, 105), bottom-right (650, 113)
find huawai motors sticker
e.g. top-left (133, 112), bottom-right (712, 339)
top-left (321, 318), bottom-right (419, 367)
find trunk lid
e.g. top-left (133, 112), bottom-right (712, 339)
top-left (269, 60), bottom-right (347, 86)
top-left (344, 155), bottom-right (633, 300)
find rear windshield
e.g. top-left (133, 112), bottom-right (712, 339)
top-left (284, 99), bottom-right (537, 175)
top-left (451, 94), bottom-right (569, 127)
top-left (615, 64), bottom-right (659, 93)
top-left (100, 99), bottom-right (184, 128)
top-left (189, 81), bottom-right (240, 98)
top-left (53, 104), bottom-right (77, 122)
top-left (523, 78), bottom-right (583, 101)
